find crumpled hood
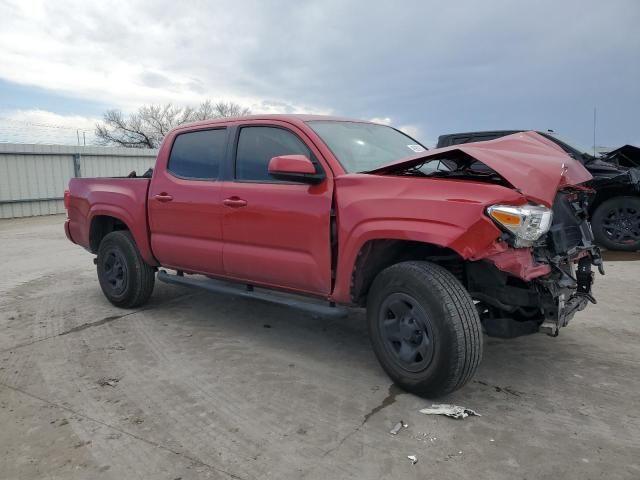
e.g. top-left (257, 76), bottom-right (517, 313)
top-left (369, 131), bottom-right (593, 207)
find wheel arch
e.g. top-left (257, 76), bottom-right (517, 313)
top-left (90, 215), bottom-right (129, 252)
top-left (348, 238), bottom-right (465, 306)
top-left (88, 205), bottom-right (158, 266)
top-left (331, 216), bottom-right (500, 304)
top-left (590, 188), bottom-right (640, 214)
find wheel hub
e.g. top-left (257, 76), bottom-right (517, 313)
top-left (398, 318), bottom-right (421, 341)
top-left (379, 293), bottom-right (435, 372)
top-left (602, 206), bottom-right (640, 244)
top-left (103, 249), bottom-right (128, 295)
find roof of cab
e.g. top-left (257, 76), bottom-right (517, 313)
top-left (172, 114), bottom-right (375, 133)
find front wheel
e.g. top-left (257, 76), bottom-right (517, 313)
top-left (97, 231), bottom-right (155, 308)
top-left (367, 261), bottom-right (483, 397)
top-left (592, 196), bottom-right (640, 251)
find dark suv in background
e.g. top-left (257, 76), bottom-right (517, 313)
top-left (437, 130), bottom-right (640, 251)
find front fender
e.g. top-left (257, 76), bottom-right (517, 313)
top-left (331, 216), bottom-right (505, 304)
top-left (329, 174), bottom-right (528, 304)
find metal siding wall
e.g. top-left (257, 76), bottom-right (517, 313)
top-left (79, 154), bottom-right (155, 178)
top-left (0, 144), bottom-right (157, 219)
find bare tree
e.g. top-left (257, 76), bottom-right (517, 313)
top-left (95, 100), bottom-right (251, 148)
top-left (190, 100), bottom-right (251, 121)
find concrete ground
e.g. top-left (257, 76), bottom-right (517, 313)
top-left (0, 215), bottom-right (638, 480)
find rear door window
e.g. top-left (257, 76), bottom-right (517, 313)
top-left (168, 129), bottom-right (227, 179)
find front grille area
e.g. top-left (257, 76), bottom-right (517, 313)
top-left (548, 224), bottom-right (584, 253)
top-left (545, 190), bottom-right (595, 256)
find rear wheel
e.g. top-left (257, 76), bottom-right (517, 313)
top-left (97, 231), bottom-right (155, 308)
top-left (592, 196), bottom-right (640, 251)
top-left (366, 261), bottom-right (482, 397)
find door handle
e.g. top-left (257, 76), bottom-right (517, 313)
top-left (154, 193), bottom-right (173, 202)
top-left (223, 197), bottom-right (247, 208)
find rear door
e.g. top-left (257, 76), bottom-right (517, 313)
top-left (221, 122), bottom-right (334, 295)
top-left (148, 127), bottom-right (228, 274)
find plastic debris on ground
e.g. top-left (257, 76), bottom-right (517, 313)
top-left (414, 432), bottom-right (437, 443)
top-left (407, 455), bottom-right (418, 465)
top-left (389, 420), bottom-right (408, 435)
top-left (419, 404), bottom-right (480, 419)
top-left (97, 377), bottom-right (120, 387)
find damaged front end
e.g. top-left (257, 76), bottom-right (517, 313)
top-left (469, 188), bottom-right (604, 338)
top-left (369, 131), bottom-right (605, 338)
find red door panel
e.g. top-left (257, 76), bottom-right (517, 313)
top-left (221, 123), bottom-right (334, 295)
top-left (149, 174), bottom-right (224, 274)
top-left (221, 181), bottom-right (333, 295)
top-left (148, 128), bottom-right (226, 275)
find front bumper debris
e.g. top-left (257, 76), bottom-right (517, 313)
top-left (537, 253), bottom-right (602, 336)
top-left (469, 246), bottom-right (603, 338)
top-left (468, 188), bottom-right (603, 338)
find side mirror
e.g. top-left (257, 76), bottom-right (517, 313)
top-left (268, 155), bottom-right (325, 184)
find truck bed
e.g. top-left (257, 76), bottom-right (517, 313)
top-left (65, 177), bottom-right (155, 264)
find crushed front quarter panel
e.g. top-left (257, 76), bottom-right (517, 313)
top-left (482, 247), bottom-right (552, 281)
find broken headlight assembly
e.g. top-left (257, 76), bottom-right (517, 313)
top-left (487, 204), bottom-right (553, 247)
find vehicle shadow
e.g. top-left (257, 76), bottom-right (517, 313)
top-left (156, 284), bottom-right (628, 404)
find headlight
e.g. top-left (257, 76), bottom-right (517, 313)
top-left (487, 204), bottom-right (553, 247)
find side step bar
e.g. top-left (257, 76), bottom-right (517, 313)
top-left (157, 270), bottom-right (349, 318)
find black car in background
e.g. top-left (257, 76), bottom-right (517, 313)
top-left (437, 130), bottom-right (640, 251)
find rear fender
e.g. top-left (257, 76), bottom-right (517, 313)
top-left (88, 205), bottom-right (157, 266)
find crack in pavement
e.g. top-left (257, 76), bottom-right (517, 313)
top-left (0, 380), bottom-right (246, 480)
top-left (473, 379), bottom-right (524, 397)
top-left (58, 312), bottom-right (139, 336)
top-left (321, 384), bottom-right (404, 458)
top-left (0, 292), bottom-right (199, 354)
top-left (362, 383), bottom-right (403, 424)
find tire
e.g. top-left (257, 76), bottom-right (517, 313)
top-left (366, 261), bottom-right (482, 397)
top-left (592, 196), bottom-right (640, 251)
top-left (96, 231), bottom-right (155, 308)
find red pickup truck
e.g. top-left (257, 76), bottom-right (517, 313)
top-left (65, 115), bottom-right (603, 396)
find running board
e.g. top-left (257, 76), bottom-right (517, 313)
top-left (157, 270), bottom-right (348, 318)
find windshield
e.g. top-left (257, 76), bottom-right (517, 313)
top-left (307, 121), bottom-right (427, 172)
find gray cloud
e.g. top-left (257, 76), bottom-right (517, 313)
top-left (140, 71), bottom-right (175, 89)
top-left (1, 0), bottom-right (638, 146)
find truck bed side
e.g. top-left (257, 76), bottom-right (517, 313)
top-left (66, 178), bottom-right (157, 265)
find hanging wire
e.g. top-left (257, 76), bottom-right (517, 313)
top-left (0, 116), bottom-right (96, 145)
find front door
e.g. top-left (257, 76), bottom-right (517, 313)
top-left (221, 123), bottom-right (334, 295)
top-left (148, 127), bottom-right (228, 275)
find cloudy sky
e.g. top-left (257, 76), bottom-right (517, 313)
top-left (0, 0), bottom-right (638, 147)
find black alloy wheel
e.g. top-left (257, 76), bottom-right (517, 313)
top-left (102, 248), bottom-right (129, 296)
top-left (601, 205), bottom-right (640, 245)
top-left (592, 197), bottom-right (640, 251)
top-left (367, 261), bottom-right (482, 397)
top-left (96, 230), bottom-right (155, 308)
top-left (379, 293), bottom-right (435, 373)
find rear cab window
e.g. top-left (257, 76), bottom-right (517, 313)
top-left (168, 128), bottom-right (227, 179)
